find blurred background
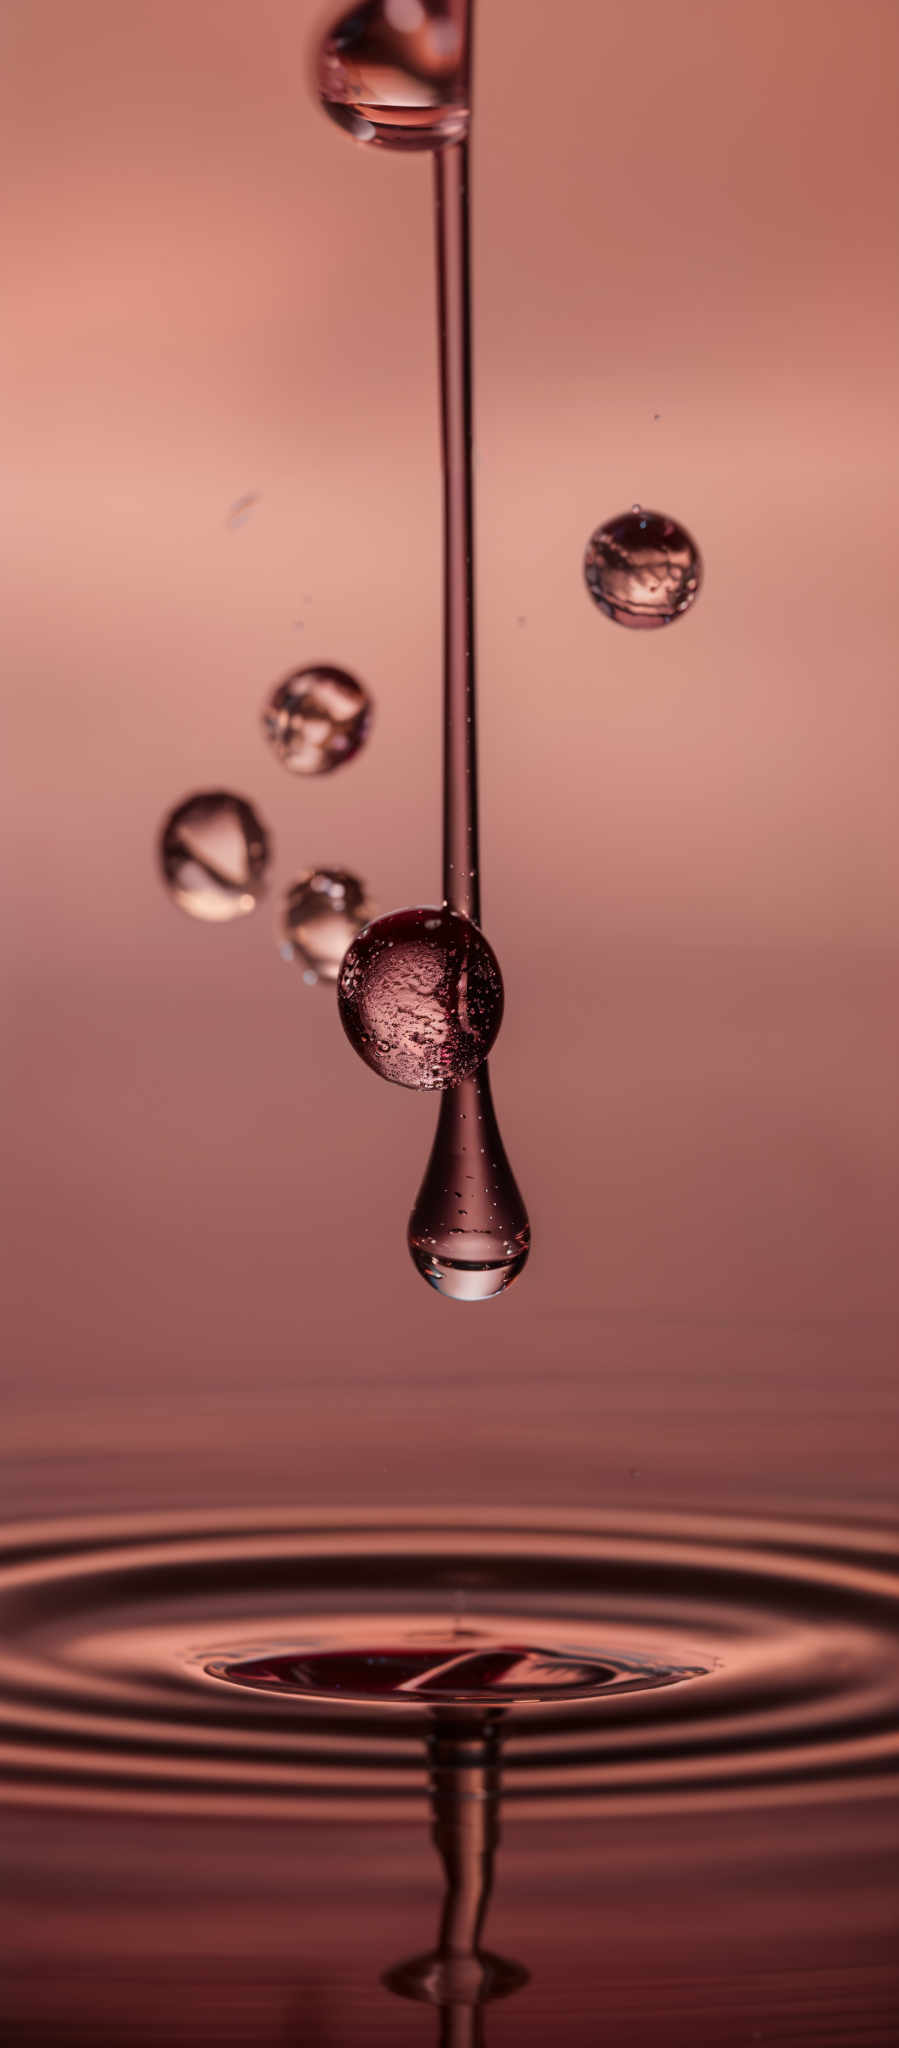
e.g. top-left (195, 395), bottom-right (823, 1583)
top-left (0, 0), bottom-right (897, 2038)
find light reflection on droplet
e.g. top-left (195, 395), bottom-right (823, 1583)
top-left (158, 792), bottom-right (270, 924)
top-left (262, 665), bottom-right (372, 776)
top-left (584, 507), bottom-right (702, 629)
top-left (316, 0), bottom-right (469, 152)
top-left (282, 869), bottom-right (373, 985)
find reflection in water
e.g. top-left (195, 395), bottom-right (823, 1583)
top-left (0, 1512), bottom-right (897, 2040)
top-left (384, 1713), bottom-right (528, 2043)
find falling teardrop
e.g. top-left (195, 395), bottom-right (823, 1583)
top-left (408, 1064), bottom-right (530, 1300)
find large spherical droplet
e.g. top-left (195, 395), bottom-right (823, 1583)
top-left (338, 906), bottom-right (503, 1090)
top-left (316, 0), bottom-right (469, 152)
top-left (159, 792), bottom-right (270, 923)
top-left (584, 508), bottom-right (702, 629)
top-left (262, 666), bottom-right (371, 776)
top-left (282, 869), bottom-right (372, 984)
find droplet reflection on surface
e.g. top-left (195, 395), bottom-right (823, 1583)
top-left (584, 507), bottom-right (702, 628)
top-left (409, 1066), bottom-right (530, 1298)
top-left (316, 0), bottom-right (469, 151)
top-left (262, 665), bottom-right (371, 776)
top-left (2, 1510), bottom-right (899, 1819)
top-left (158, 791), bottom-right (270, 923)
top-left (338, 906), bottom-right (503, 1090)
top-left (282, 869), bottom-right (372, 984)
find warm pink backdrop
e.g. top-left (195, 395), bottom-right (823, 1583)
top-left (1, 0), bottom-right (897, 1520)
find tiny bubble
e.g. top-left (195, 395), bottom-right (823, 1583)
top-left (303, 968), bottom-right (319, 986)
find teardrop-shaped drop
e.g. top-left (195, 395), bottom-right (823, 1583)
top-left (316, 0), bottom-right (470, 153)
top-left (408, 1065), bottom-right (530, 1300)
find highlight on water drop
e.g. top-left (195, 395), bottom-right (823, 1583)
top-left (281, 869), bottom-right (372, 984)
top-left (262, 665), bottom-right (371, 776)
top-left (583, 508), bottom-right (702, 629)
top-left (158, 791), bottom-right (270, 923)
top-left (337, 905), bottom-right (503, 1090)
top-left (316, 0), bottom-right (469, 151)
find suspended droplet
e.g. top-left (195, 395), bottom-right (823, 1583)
top-left (584, 508), bottom-right (702, 629)
top-left (282, 869), bottom-right (373, 984)
top-left (316, 0), bottom-right (469, 152)
top-left (158, 792), bottom-right (270, 923)
top-left (262, 666), bottom-right (371, 776)
top-left (409, 1065), bottom-right (530, 1298)
top-left (337, 905), bottom-right (503, 1090)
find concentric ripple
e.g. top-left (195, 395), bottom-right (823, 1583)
top-left (0, 1509), bottom-right (897, 1819)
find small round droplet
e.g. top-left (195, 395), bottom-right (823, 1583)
top-left (584, 508), bottom-right (702, 629)
top-left (282, 869), bottom-right (373, 985)
top-left (317, 0), bottom-right (469, 152)
top-left (262, 666), bottom-right (371, 776)
top-left (158, 792), bottom-right (270, 923)
top-left (338, 906), bottom-right (503, 1090)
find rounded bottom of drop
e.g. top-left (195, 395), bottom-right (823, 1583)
top-left (410, 1242), bottom-right (529, 1299)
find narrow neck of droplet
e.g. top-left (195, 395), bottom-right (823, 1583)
top-left (434, 136), bottom-right (480, 926)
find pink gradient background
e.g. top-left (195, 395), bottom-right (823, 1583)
top-left (1, 0), bottom-right (897, 1519)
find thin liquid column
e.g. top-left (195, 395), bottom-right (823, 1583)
top-left (407, 126), bottom-right (530, 1299)
top-left (436, 140), bottom-right (479, 925)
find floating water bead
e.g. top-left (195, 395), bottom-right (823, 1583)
top-left (337, 905), bottom-right (503, 1089)
top-left (316, 0), bottom-right (469, 151)
top-left (262, 665), bottom-right (371, 776)
top-left (158, 791), bottom-right (270, 923)
top-left (583, 508), bottom-right (702, 629)
top-left (282, 869), bottom-right (372, 984)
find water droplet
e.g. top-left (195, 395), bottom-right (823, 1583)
top-left (337, 906), bottom-right (503, 1090)
top-left (316, 0), bottom-right (469, 152)
top-left (261, 665), bottom-right (371, 776)
top-left (584, 508), bottom-right (702, 629)
top-left (158, 792), bottom-right (270, 923)
top-left (282, 869), bottom-right (372, 984)
top-left (408, 1065), bottom-right (530, 1298)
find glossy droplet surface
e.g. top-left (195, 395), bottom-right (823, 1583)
top-left (338, 905), bottom-right (503, 1090)
top-left (214, 1629), bottom-right (687, 1705)
top-left (282, 869), bottom-right (372, 984)
top-left (584, 508), bottom-right (702, 629)
top-left (317, 0), bottom-right (469, 152)
top-left (409, 1066), bottom-right (529, 1298)
top-left (158, 791), bottom-right (270, 923)
top-left (262, 665), bottom-right (371, 776)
